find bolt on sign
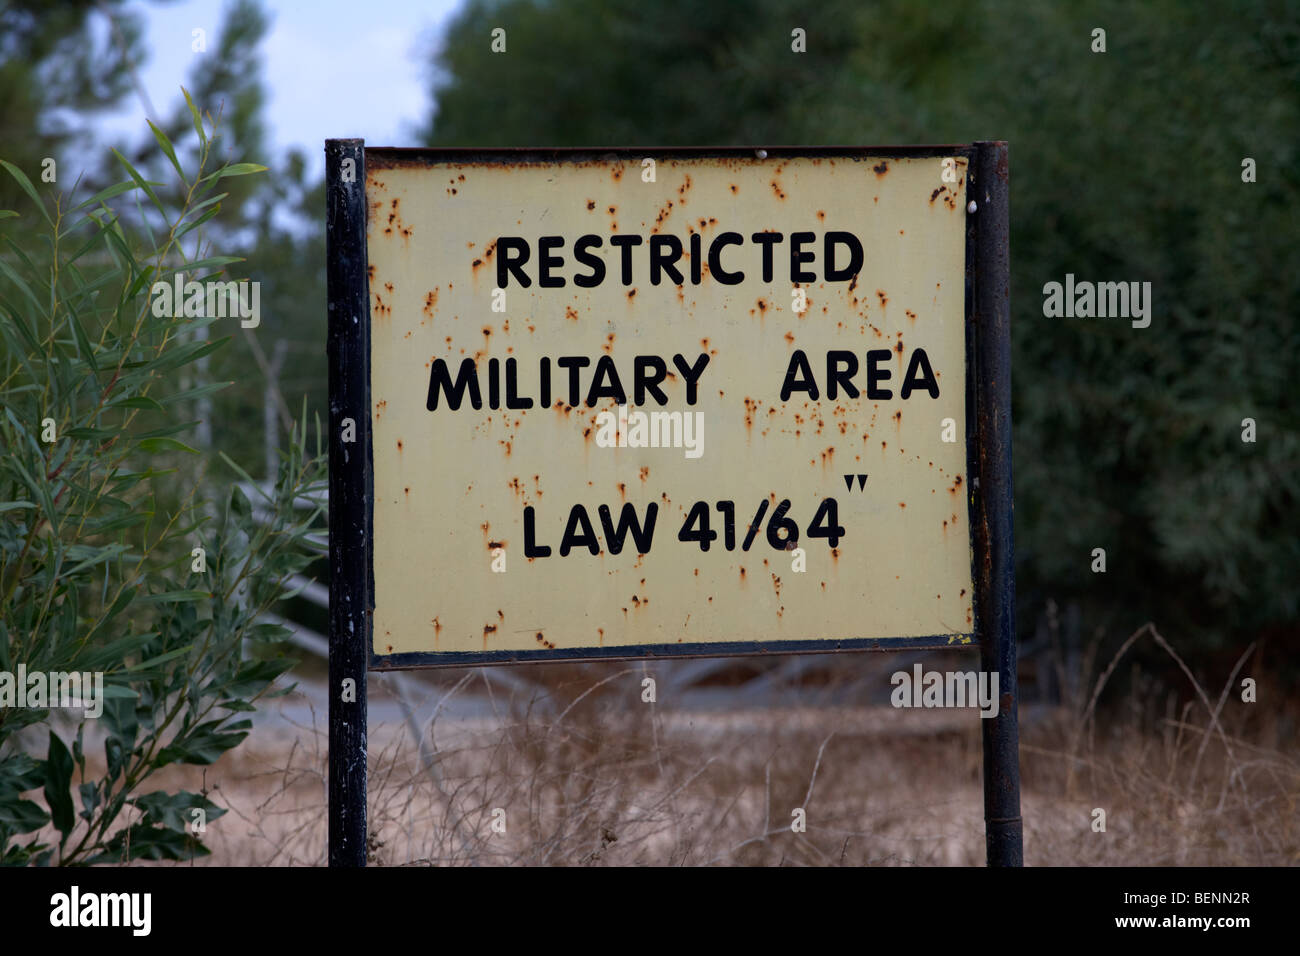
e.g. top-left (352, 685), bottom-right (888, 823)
top-left (327, 142), bottom-right (1019, 865)
top-left (359, 148), bottom-right (979, 664)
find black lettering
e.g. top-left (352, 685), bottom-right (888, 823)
top-left (496, 237), bottom-right (531, 288)
top-left (780, 350), bottom-right (819, 401)
top-left (866, 349), bottom-right (892, 400)
top-left (634, 354), bottom-right (669, 405)
top-left (599, 502), bottom-right (658, 554)
top-left (573, 235), bottom-right (605, 287)
top-left (900, 348), bottom-right (940, 398)
top-left (524, 506), bottom-right (551, 558)
top-left (826, 350), bottom-right (859, 400)
top-left (559, 505), bottom-right (600, 556)
top-left (824, 231), bottom-right (864, 282)
top-left (649, 235), bottom-right (684, 285)
top-left (789, 231), bottom-right (816, 283)
top-left (751, 232), bottom-right (783, 282)
top-left (505, 357), bottom-right (533, 409)
top-left (586, 354), bottom-right (627, 406)
top-left (427, 357), bottom-right (482, 411)
top-left (609, 234), bottom-right (643, 285)
top-left (537, 235), bottom-right (566, 288)
top-left (672, 353), bottom-right (711, 404)
top-left (707, 232), bottom-right (745, 284)
top-left (556, 356), bottom-right (590, 407)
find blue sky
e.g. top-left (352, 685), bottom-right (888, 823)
top-left (96, 0), bottom-right (466, 178)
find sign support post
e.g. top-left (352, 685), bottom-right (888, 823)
top-left (972, 141), bottom-right (1022, 866)
top-left (326, 138), bottom-right (370, 868)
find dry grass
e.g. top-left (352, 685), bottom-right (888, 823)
top-left (1021, 624), bottom-right (1298, 865)
top-left (139, 625), bottom-right (1296, 866)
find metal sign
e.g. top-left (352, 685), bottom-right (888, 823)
top-left (325, 142), bottom-right (1020, 866)
top-left (368, 149), bottom-right (974, 665)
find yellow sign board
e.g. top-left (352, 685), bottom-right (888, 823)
top-left (364, 150), bottom-right (974, 662)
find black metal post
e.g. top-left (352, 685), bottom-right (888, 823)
top-left (972, 141), bottom-right (1023, 866)
top-left (326, 138), bottom-right (370, 867)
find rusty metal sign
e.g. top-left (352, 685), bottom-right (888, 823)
top-left (326, 142), bottom-right (1019, 866)
top-left (358, 148), bottom-right (977, 665)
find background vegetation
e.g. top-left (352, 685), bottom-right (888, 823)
top-left (0, 96), bottom-right (326, 861)
top-left (421, 0), bottom-right (1300, 660)
top-left (0, 0), bottom-right (1295, 866)
top-left (7, 0), bottom-right (1295, 659)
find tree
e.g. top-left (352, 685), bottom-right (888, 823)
top-left (0, 115), bottom-right (326, 864)
top-left (0, 0), bottom-right (147, 211)
top-left (419, 0), bottom-right (1300, 653)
